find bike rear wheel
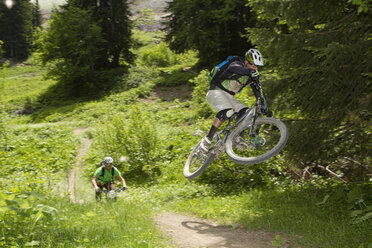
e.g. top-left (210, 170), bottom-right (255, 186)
top-left (183, 140), bottom-right (216, 179)
top-left (225, 117), bottom-right (288, 165)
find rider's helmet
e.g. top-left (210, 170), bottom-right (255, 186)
top-left (104, 157), bottom-right (114, 164)
top-left (245, 49), bottom-right (264, 66)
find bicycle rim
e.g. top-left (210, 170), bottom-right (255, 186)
top-left (184, 141), bottom-right (216, 179)
top-left (225, 117), bottom-right (288, 165)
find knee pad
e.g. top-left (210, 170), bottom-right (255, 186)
top-left (216, 108), bottom-right (234, 122)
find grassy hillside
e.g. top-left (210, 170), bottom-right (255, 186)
top-left (0, 30), bottom-right (371, 248)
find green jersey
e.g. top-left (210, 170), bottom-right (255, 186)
top-left (94, 166), bottom-right (121, 184)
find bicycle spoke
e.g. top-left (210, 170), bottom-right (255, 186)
top-left (230, 121), bottom-right (283, 159)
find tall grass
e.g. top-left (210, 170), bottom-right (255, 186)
top-left (0, 193), bottom-right (171, 247)
top-left (0, 125), bottom-right (79, 194)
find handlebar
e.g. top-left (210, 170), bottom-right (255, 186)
top-left (99, 187), bottom-right (126, 193)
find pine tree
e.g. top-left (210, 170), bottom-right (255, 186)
top-left (96, 0), bottom-right (133, 68)
top-left (38, 6), bottom-right (106, 93)
top-left (64, 0), bottom-right (133, 69)
top-left (32, 0), bottom-right (42, 29)
top-left (0, 0), bottom-right (33, 60)
top-left (38, 0), bottom-right (134, 94)
top-left (246, 0), bottom-right (371, 176)
top-left (163, 0), bottom-right (256, 67)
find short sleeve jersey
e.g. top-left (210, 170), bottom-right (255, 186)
top-left (94, 166), bottom-right (121, 184)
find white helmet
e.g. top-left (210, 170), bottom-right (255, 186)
top-left (245, 48), bottom-right (264, 66)
top-left (104, 157), bottom-right (114, 164)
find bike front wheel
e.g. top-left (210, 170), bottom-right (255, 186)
top-left (225, 117), bottom-right (288, 165)
top-left (184, 140), bottom-right (216, 179)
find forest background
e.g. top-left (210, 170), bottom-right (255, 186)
top-left (0, 0), bottom-right (371, 247)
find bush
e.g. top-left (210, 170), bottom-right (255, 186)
top-left (141, 42), bottom-right (177, 68)
top-left (190, 70), bottom-right (213, 118)
top-left (0, 125), bottom-right (79, 194)
top-left (139, 41), bottom-right (198, 70)
top-left (88, 106), bottom-right (161, 183)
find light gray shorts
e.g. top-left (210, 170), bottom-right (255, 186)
top-left (206, 90), bottom-right (248, 113)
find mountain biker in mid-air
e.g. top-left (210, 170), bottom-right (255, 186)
top-left (200, 48), bottom-right (269, 152)
top-left (92, 157), bottom-right (127, 198)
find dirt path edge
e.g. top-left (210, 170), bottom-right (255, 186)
top-left (155, 212), bottom-right (302, 248)
top-left (67, 128), bottom-right (92, 202)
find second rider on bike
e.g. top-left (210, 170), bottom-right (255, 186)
top-left (92, 157), bottom-right (127, 199)
top-left (200, 48), bottom-right (265, 152)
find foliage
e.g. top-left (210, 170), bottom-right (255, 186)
top-left (141, 42), bottom-right (181, 68)
top-left (190, 69), bottom-right (213, 118)
top-left (190, 70), bottom-right (209, 104)
top-left (136, 37), bottom-right (198, 85)
top-left (246, 0), bottom-right (372, 180)
top-left (316, 183), bottom-right (372, 225)
top-left (0, 125), bottom-right (79, 194)
top-left (0, 192), bottom-right (59, 247)
top-left (87, 106), bottom-right (162, 183)
top-left (31, 0), bottom-right (42, 29)
top-left (0, 192), bottom-right (169, 247)
top-left (0, 106), bottom-right (7, 146)
top-left (163, 0), bottom-right (256, 67)
top-left (0, 0), bottom-right (34, 60)
top-left (37, 0), bottom-right (133, 96)
top-left (37, 6), bottom-right (107, 94)
top-left (133, 7), bottom-right (155, 27)
top-left (64, 0), bottom-right (134, 68)
top-left (0, 39), bottom-right (3, 58)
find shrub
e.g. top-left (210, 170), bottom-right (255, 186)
top-left (89, 106), bottom-right (161, 183)
top-left (0, 126), bottom-right (78, 194)
top-left (141, 42), bottom-right (177, 67)
top-left (190, 70), bottom-right (213, 118)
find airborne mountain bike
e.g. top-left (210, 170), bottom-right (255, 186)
top-left (184, 79), bottom-right (289, 179)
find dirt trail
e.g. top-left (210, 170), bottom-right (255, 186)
top-left (67, 128), bottom-right (92, 202)
top-left (155, 212), bottom-right (300, 248)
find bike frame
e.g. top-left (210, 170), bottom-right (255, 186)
top-left (210, 81), bottom-right (267, 155)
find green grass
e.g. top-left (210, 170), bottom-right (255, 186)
top-left (0, 65), bottom-right (56, 112)
top-left (49, 199), bottom-right (170, 248)
top-left (0, 193), bottom-right (171, 247)
top-left (0, 124), bottom-right (79, 194)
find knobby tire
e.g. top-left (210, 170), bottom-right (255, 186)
top-left (184, 141), bottom-right (216, 179)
